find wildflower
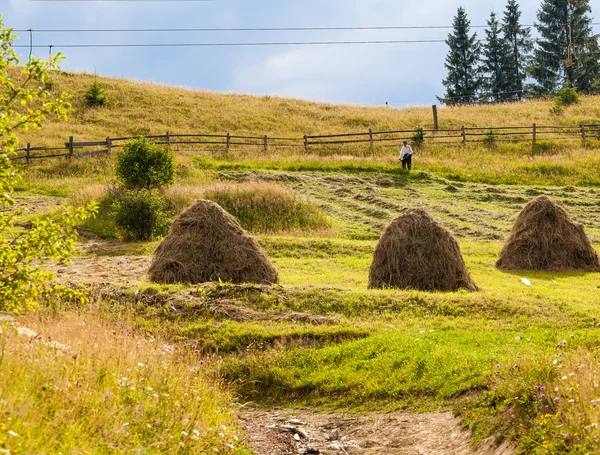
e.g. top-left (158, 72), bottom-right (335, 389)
top-left (8, 430), bottom-right (19, 437)
top-left (200, 360), bottom-right (205, 365)
top-left (195, 350), bottom-right (200, 354)
top-left (534, 386), bottom-right (540, 391)
top-left (495, 364), bottom-right (500, 368)
top-left (541, 394), bottom-right (546, 399)
top-left (540, 386), bottom-right (546, 391)
top-left (533, 395), bottom-right (537, 399)
top-left (191, 345), bottom-right (197, 349)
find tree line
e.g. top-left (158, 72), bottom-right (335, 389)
top-left (441, 0), bottom-right (600, 104)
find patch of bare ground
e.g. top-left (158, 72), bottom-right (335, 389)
top-left (239, 409), bottom-right (515, 455)
top-left (47, 255), bottom-right (152, 286)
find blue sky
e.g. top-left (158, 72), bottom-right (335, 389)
top-left (2, 0), bottom-right (600, 107)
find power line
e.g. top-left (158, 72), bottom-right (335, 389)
top-left (12, 23), bottom-right (600, 33)
top-left (15, 39), bottom-right (449, 49)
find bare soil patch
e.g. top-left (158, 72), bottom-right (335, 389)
top-left (48, 256), bottom-right (151, 286)
top-left (240, 409), bottom-right (515, 455)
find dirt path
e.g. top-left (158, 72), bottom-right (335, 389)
top-left (239, 409), bottom-right (514, 455)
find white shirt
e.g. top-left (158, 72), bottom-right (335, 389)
top-left (400, 145), bottom-right (414, 160)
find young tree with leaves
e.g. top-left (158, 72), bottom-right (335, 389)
top-left (0, 16), bottom-right (96, 312)
top-left (529, 0), bottom-right (600, 94)
top-left (502, 0), bottom-right (533, 98)
top-left (482, 11), bottom-right (512, 102)
top-left (441, 7), bottom-right (482, 105)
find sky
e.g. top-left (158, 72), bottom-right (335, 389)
top-left (2, 0), bottom-right (600, 107)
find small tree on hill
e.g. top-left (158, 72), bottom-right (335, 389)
top-left (502, 0), bottom-right (533, 98)
top-left (0, 15), bottom-right (96, 313)
top-left (441, 7), bottom-right (482, 105)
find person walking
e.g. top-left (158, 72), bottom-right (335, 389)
top-left (399, 140), bottom-right (414, 171)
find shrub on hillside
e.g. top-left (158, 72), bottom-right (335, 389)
top-left (112, 189), bottom-right (172, 241)
top-left (551, 85), bottom-right (580, 114)
top-left (116, 137), bottom-right (175, 189)
top-left (202, 182), bottom-right (331, 234)
top-left (84, 79), bottom-right (107, 106)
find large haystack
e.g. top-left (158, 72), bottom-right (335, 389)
top-left (368, 210), bottom-right (478, 292)
top-left (496, 196), bottom-right (600, 271)
top-left (149, 200), bottom-right (278, 284)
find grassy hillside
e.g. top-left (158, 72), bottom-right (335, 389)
top-left (14, 70), bottom-right (600, 189)
top-left (20, 70), bottom-right (600, 145)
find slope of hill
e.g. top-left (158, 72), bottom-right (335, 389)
top-left (21, 70), bottom-right (600, 146)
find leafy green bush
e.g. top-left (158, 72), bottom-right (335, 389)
top-left (112, 189), bottom-right (172, 241)
top-left (84, 79), bottom-right (107, 106)
top-left (556, 85), bottom-right (580, 105)
top-left (116, 137), bottom-right (175, 189)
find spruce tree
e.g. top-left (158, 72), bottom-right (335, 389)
top-left (482, 11), bottom-right (511, 102)
top-left (502, 0), bottom-right (533, 98)
top-left (441, 7), bottom-right (482, 104)
top-left (530, 0), bottom-right (600, 94)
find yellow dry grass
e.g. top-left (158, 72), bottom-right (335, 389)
top-left (17, 70), bottom-right (600, 147)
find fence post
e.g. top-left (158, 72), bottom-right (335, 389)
top-left (432, 105), bottom-right (439, 131)
top-left (532, 123), bottom-right (537, 145)
top-left (581, 124), bottom-right (586, 145)
top-left (461, 126), bottom-right (466, 145)
top-left (304, 135), bottom-right (308, 152)
top-left (226, 133), bottom-right (231, 153)
top-left (68, 136), bottom-right (74, 158)
top-left (26, 143), bottom-right (31, 165)
top-left (106, 137), bottom-right (112, 154)
top-left (368, 128), bottom-right (374, 152)
top-left (166, 131), bottom-right (171, 147)
top-left (263, 135), bottom-right (268, 153)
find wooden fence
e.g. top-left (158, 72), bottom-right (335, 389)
top-left (10, 123), bottom-right (600, 163)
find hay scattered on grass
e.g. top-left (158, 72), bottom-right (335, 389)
top-left (149, 200), bottom-right (278, 285)
top-left (368, 210), bottom-right (478, 292)
top-left (496, 196), bottom-right (600, 271)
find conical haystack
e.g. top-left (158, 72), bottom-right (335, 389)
top-left (496, 196), bottom-right (600, 271)
top-left (149, 200), bottom-right (278, 284)
top-left (368, 210), bottom-right (478, 292)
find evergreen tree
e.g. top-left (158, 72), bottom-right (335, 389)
top-left (482, 11), bottom-right (511, 102)
top-left (441, 7), bottom-right (482, 104)
top-left (529, 0), bottom-right (600, 94)
top-left (502, 0), bottom-right (533, 98)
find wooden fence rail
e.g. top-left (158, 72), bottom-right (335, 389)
top-left (9, 123), bottom-right (600, 164)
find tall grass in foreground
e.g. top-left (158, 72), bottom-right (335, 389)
top-left (0, 311), bottom-right (250, 454)
top-left (168, 181), bottom-right (333, 235)
top-left (463, 346), bottom-right (600, 454)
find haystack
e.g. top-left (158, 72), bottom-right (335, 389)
top-left (368, 210), bottom-right (478, 292)
top-left (496, 196), bottom-right (600, 271)
top-left (148, 200), bottom-right (278, 284)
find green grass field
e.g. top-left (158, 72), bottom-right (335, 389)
top-left (5, 71), bottom-right (600, 454)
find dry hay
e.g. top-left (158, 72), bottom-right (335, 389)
top-left (148, 200), bottom-right (278, 284)
top-left (368, 209), bottom-right (478, 292)
top-left (496, 196), bottom-right (600, 272)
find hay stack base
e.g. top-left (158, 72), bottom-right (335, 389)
top-left (368, 210), bottom-right (478, 292)
top-left (149, 200), bottom-right (278, 285)
top-left (496, 196), bottom-right (600, 272)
